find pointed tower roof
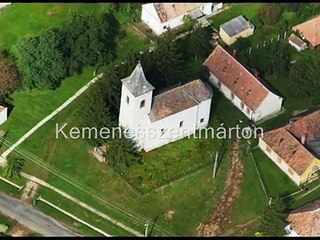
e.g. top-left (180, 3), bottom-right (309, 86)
top-left (121, 63), bottom-right (155, 97)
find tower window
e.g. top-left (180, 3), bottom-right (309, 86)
top-left (240, 102), bottom-right (244, 109)
top-left (200, 118), bottom-right (204, 123)
top-left (179, 121), bottom-right (184, 128)
top-left (126, 96), bottom-right (129, 104)
top-left (230, 92), bottom-right (235, 100)
top-left (140, 100), bottom-right (145, 108)
top-left (246, 107), bottom-right (250, 115)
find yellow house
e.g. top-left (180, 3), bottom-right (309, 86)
top-left (259, 109), bottom-right (320, 186)
top-left (219, 15), bottom-right (255, 45)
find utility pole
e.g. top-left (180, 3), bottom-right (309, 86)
top-left (212, 152), bottom-right (219, 178)
top-left (144, 221), bottom-right (149, 237)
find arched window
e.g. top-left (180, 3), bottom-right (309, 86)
top-left (140, 100), bottom-right (145, 108)
top-left (126, 96), bottom-right (129, 104)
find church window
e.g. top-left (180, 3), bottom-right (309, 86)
top-left (126, 96), bottom-right (129, 104)
top-left (230, 92), bottom-right (235, 100)
top-left (140, 100), bottom-right (145, 108)
top-left (200, 118), bottom-right (204, 123)
top-left (179, 121), bottom-right (184, 128)
top-left (240, 102), bottom-right (244, 109)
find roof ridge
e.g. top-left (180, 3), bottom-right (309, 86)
top-left (154, 79), bottom-right (201, 99)
top-left (215, 45), bottom-right (273, 109)
top-left (280, 127), bottom-right (316, 159)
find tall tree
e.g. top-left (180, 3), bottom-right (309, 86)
top-left (288, 52), bottom-right (320, 98)
top-left (106, 127), bottom-right (143, 174)
top-left (259, 198), bottom-right (288, 236)
top-left (1, 158), bottom-right (25, 179)
top-left (185, 24), bottom-right (211, 60)
top-left (258, 3), bottom-right (283, 26)
top-left (151, 34), bottom-right (185, 86)
top-left (63, 12), bottom-right (119, 75)
top-left (0, 54), bottom-right (19, 98)
top-left (80, 81), bottom-right (116, 147)
top-left (16, 28), bottom-right (67, 90)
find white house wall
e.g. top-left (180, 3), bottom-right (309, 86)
top-left (208, 73), bottom-right (254, 120)
top-left (141, 3), bottom-right (164, 35)
top-left (141, 3), bottom-right (223, 35)
top-left (119, 84), bottom-right (153, 148)
top-left (196, 99), bottom-right (212, 129)
top-left (258, 138), bottom-right (301, 185)
top-left (0, 108), bottom-right (7, 126)
top-left (143, 99), bottom-right (211, 152)
top-left (254, 91), bottom-right (283, 122)
top-left (208, 72), bottom-right (282, 122)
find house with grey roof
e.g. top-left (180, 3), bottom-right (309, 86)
top-left (219, 15), bottom-right (254, 45)
top-left (118, 63), bottom-right (213, 152)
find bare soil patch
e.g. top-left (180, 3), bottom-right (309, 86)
top-left (197, 140), bottom-right (244, 236)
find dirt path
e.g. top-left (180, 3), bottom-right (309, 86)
top-left (21, 181), bottom-right (39, 204)
top-left (197, 140), bottom-right (244, 236)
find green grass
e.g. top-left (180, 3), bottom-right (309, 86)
top-left (36, 188), bottom-right (132, 236)
top-left (0, 177), bottom-right (25, 198)
top-left (0, 66), bottom-right (96, 143)
top-left (209, 3), bottom-right (262, 30)
top-left (226, 141), bottom-right (267, 236)
top-left (0, 3), bottom-right (106, 51)
top-left (252, 148), bottom-right (299, 198)
top-left (0, 212), bottom-right (17, 233)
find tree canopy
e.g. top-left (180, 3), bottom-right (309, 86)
top-left (259, 198), bottom-right (288, 236)
top-left (0, 54), bottom-right (19, 98)
top-left (16, 11), bottom-right (120, 90)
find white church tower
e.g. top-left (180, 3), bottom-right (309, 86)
top-left (118, 62), bottom-right (155, 149)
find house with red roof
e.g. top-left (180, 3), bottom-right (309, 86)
top-left (118, 63), bottom-right (213, 152)
top-left (141, 3), bottom-right (223, 35)
top-left (293, 15), bottom-right (320, 49)
top-left (259, 108), bottom-right (320, 185)
top-left (203, 45), bottom-right (283, 122)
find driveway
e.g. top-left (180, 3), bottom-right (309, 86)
top-left (0, 192), bottom-right (79, 236)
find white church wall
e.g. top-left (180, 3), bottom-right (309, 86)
top-left (143, 105), bottom-right (199, 152)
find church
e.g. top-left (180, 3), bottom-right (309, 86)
top-left (118, 63), bottom-right (213, 152)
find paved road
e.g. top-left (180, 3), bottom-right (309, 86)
top-left (0, 192), bottom-right (79, 236)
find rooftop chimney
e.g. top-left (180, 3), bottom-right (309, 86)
top-left (232, 49), bottom-right (237, 58)
top-left (254, 71), bottom-right (259, 79)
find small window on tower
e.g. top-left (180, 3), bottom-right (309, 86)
top-left (140, 100), bottom-right (145, 108)
top-left (179, 121), bottom-right (184, 128)
top-left (126, 96), bottom-right (129, 104)
top-left (200, 118), bottom-right (204, 123)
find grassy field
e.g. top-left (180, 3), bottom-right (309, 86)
top-left (15, 89), bottom-right (234, 235)
top-left (252, 148), bottom-right (299, 198)
top-left (225, 141), bottom-right (267, 236)
top-left (36, 188), bottom-right (132, 236)
top-left (0, 3), bottom-right (107, 51)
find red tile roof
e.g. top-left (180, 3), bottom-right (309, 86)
top-left (293, 15), bottom-right (320, 47)
top-left (287, 199), bottom-right (320, 236)
top-left (262, 127), bottom-right (315, 176)
top-left (286, 109), bottom-right (320, 142)
top-left (0, 105), bottom-right (5, 113)
top-left (288, 34), bottom-right (307, 48)
top-left (203, 45), bottom-right (269, 111)
top-left (149, 79), bottom-right (213, 122)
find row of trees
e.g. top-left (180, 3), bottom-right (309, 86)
top-left (253, 3), bottom-right (320, 32)
top-left (16, 11), bottom-right (120, 90)
top-left (237, 39), bottom-right (291, 78)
